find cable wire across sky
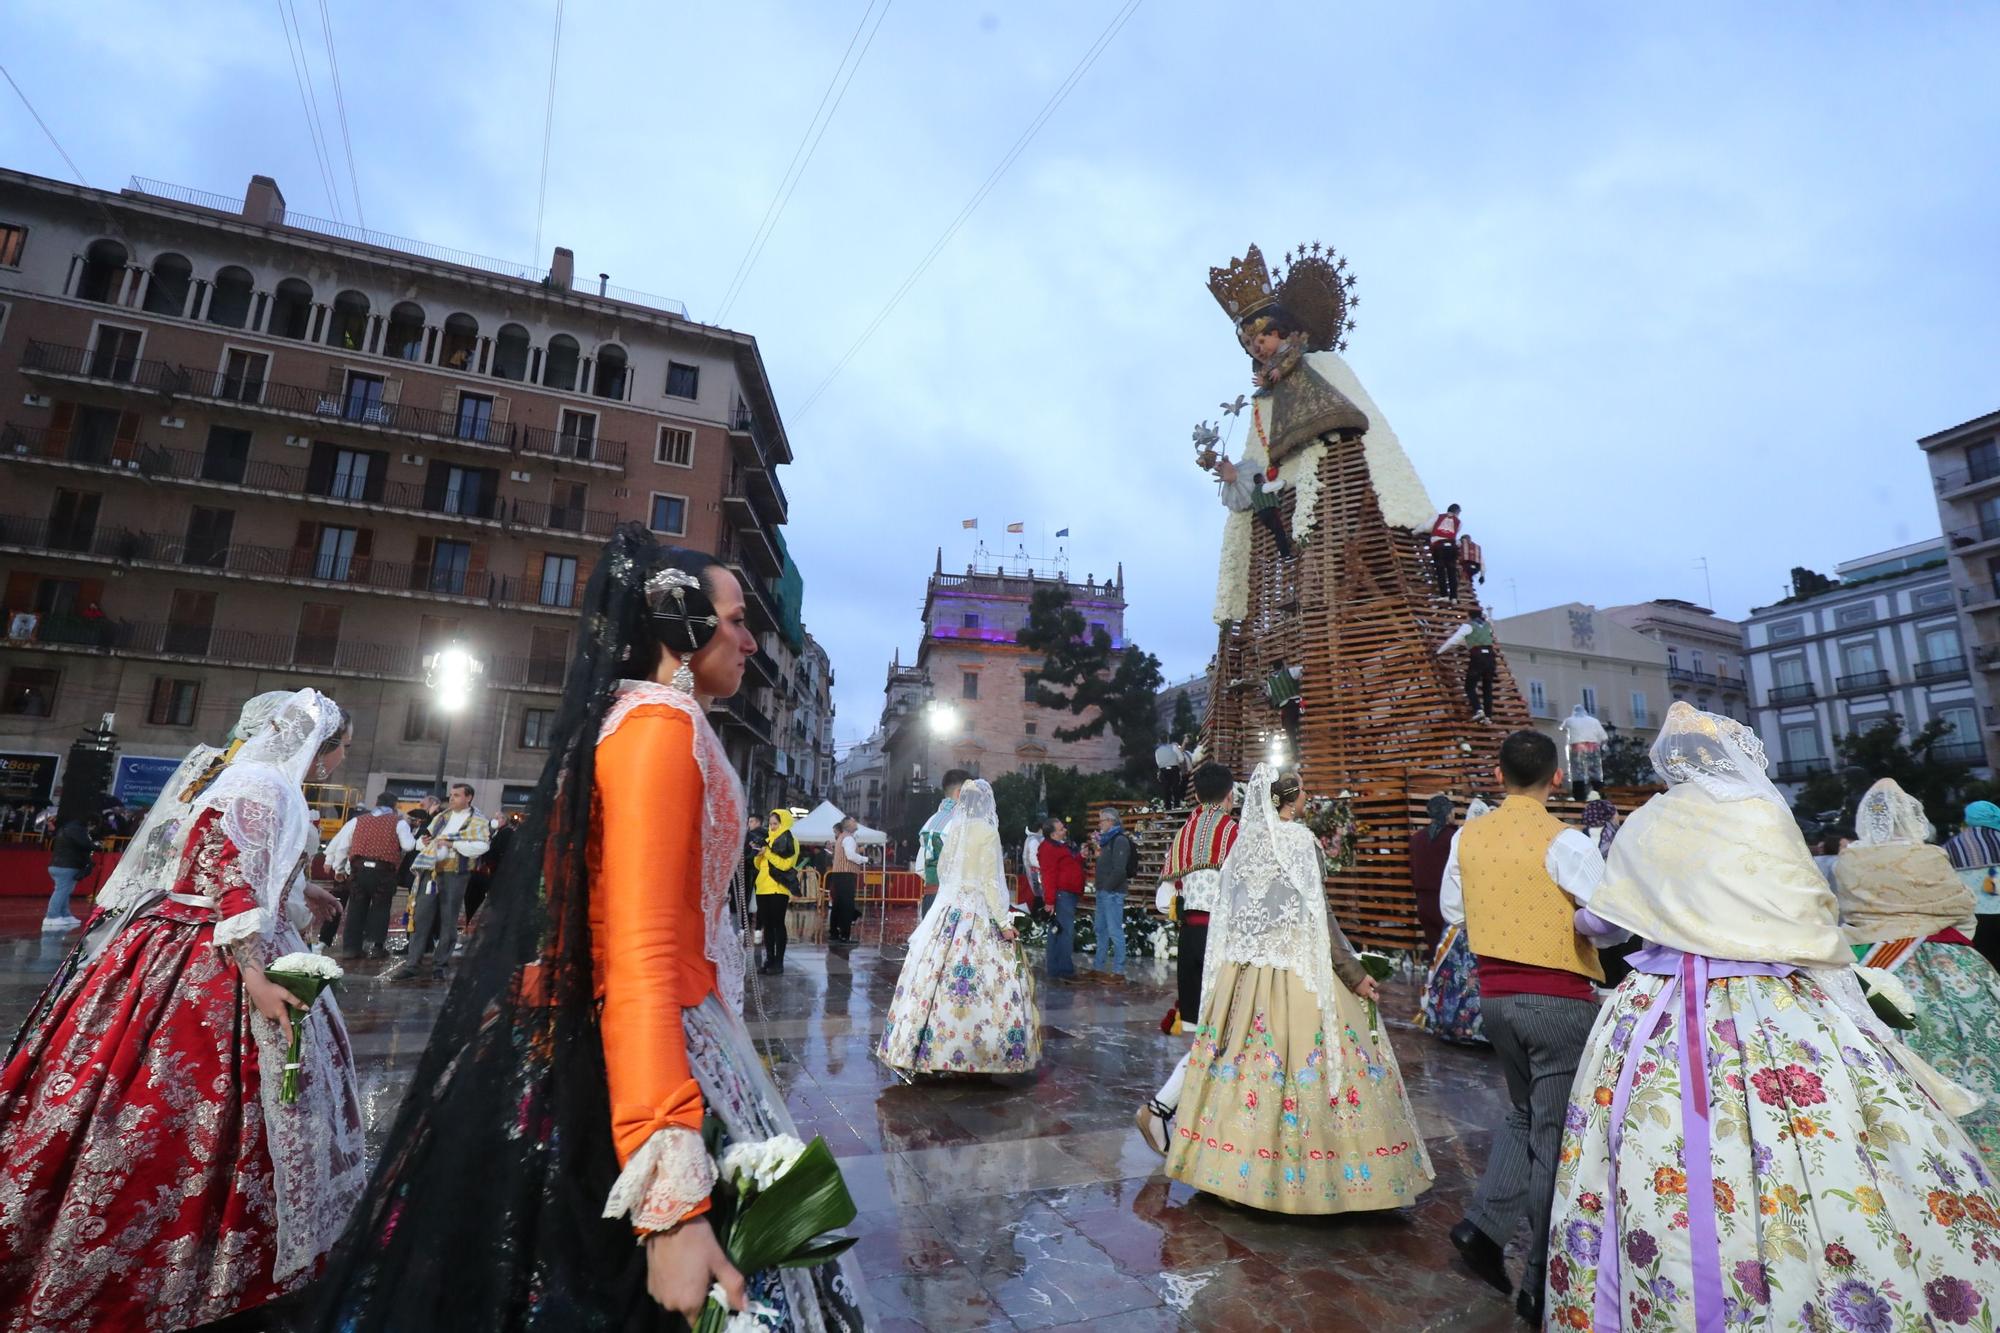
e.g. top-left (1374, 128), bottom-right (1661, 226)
top-left (796, 0), bottom-right (1145, 418)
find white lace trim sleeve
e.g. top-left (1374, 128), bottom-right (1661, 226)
top-left (214, 907), bottom-right (266, 949)
top-left (603, 1125), bottom-right (717, 1235)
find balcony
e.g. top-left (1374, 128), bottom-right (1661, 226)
top-left (1930, 740), bottom-right (1987, 766)
top-left (1767, 682), bottom-right (1818, 706)
top-left (1774, 758), bottom-right (1830, 782)
top-left (727, 403), bottom-right (790, 513)
top-left (722, 479), bottom-right (783, 578)
top-left (518, 426), bottom-right (627, 471)
top-left (1914, 655), bottom-right (1969, 682)
top-left (1964, 586), bottom-right (2000, 613)
top-left (1667, 666), bottom-right (1718, 686)
top-left (1948, 515), bottom-right (2000, 551)
top-left (0, 513), bottom-right (581, 614)
top-left (20, 339), bottom-right (184, 395)
top-left (1935, 457), bottom-right (2000, 496)
top-left (1834, 669), bottom-right (1893, 695)
top-left (714, 691), bottom-right (775, 745)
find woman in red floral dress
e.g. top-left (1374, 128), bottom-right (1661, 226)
top-left (0, 688), bottom-right (367, 1332)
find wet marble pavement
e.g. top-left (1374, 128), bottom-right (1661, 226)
top-left (0, 902), bottom-right (1526, 1331)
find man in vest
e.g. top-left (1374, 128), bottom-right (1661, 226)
top-left (325, 792), bottom-right (417, 961)
top-left (388, 783), bottom-right (492, 981)
top-left (1436, 609), bottom-right (1499, 723)
top-left (828, 816), bottom-right (866, 943)
top-left (918, 769), bottom-right (970, 920)
top-left (1429, 502), bottom-right (1463, 600)
top-left (1439, 730), bottom-right (1624, 1326)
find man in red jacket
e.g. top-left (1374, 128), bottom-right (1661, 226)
top-left (1036, 817), bottom-right (1086, 984)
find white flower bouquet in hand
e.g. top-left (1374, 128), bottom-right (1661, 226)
top-left (694, 1128), bottom-right (857, 1333)
top-left (1855, 964), bottom-right (1918, 1030)
top-left (263, 951), bottom-right (343, 1103)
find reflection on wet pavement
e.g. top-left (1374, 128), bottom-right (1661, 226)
top-left (0, 904), bottom-right (1524, 1330)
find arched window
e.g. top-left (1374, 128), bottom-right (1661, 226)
top-left (269, 277), bottom-right (314, 340)
top-left (76, 239), bottom-right (129, 304)
top-left (440, 313), bottom-right (479, 371)
top-left (207, 265), bottom-right (255, 328)
top-left (592, 344), bottom-right (629, 400)
top-left (384, 301), bottom-right (425, 361)
top-left (142, 253), bottom-right (193, 317)
top-left (491, 323), bottom-right (530, 381)
top-left (326, 289), bottom-right (370, 351)
top-left (543, 334), bottom-right (580, 392)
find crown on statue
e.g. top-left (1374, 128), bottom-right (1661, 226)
top-left (1269, 241), bottom-right (1358, 353)
top-left (1207, 245), bottom-right (1278, 323)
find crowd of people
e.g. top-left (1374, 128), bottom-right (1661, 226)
top-left (5, 524), bottom-right (2000, 1331)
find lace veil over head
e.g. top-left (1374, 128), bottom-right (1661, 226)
top-left (1854, 777), bottom-right (1933, 846)
top-left (1648, 701), bottom-right (1788, 809)
top-left (907, 780), bottom-right (1007, 955)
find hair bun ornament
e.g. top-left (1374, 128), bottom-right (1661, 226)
top-left (645, 563), bottom-right (721, 656)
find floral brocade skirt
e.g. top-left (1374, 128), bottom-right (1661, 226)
top-left (1163, 963), bottom-right (1433, 1215)
top-left (1547, 969), bottom-right (2000, 1332)
top-left (1902, 941), bottom-right (2000, 1172)
top-left (1419, 925), bottom-right (1486, 1046)
top-left (877, 899), bottom-right (1040, 1075)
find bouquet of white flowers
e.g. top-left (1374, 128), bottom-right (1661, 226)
top-left (1855, 965), bottom-right (1918, 1031)
top-left (263, 951), bottom-right (344, 1103)
top-left (694, 1129), bottom-right (857, 1333)
top-left (1357, 951), bottom-right (1397, 1037)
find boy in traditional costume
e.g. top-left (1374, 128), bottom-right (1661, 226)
top-left (917, 769), bottom-right (969, 920)
top-left (1154, 762), bottom-right (1239, 1039)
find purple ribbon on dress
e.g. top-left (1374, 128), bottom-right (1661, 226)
top-left (1591, 946), bottom-right (1794, 1333)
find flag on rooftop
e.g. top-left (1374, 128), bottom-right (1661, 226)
top-left (962, 518), bottom-right (978, 529)
top-left (1055, 527), bottom-right (1070, 538)
top-left (1006, 522), bottom-right (1024, 533)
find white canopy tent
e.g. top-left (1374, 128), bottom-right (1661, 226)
top-left (790, 800), bottom-right (888, 847)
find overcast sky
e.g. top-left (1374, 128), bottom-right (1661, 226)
top-left (7, 2), bottom-right (1998, 749)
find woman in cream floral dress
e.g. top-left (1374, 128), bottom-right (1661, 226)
top-left (1163, 765), bottom-right (1432, 1215)
top-left (1547, 704), bottom-right (1999, 1331)
top-left (878, 779), bottom-right (1040, 1076)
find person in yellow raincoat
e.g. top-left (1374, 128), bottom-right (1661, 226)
top-left (755, 807), bottom-right (800, 975)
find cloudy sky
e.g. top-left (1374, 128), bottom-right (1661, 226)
top-left (7, 2), bottom-right (1998, 749)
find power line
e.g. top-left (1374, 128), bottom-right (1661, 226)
top-left (275, 0), bottom-right (343, 220)
top-left (712, 0), bottom-right (893, 326)
top-left (0, 63), bottom-right (88, 187)
top-left (532, 0), bottom-right (567, 262)
top-left (797, 0), bottom-right (1144, 416)
top-left (314, 0), bottom-right (366, 228)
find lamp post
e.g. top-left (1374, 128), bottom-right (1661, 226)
top-left (423, 643), bottom-right (484, 797)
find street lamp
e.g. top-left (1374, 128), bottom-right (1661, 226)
top-left (925, 701), bottom-right (960, 736)
top-left (423, 643), bottom-right (484, 796)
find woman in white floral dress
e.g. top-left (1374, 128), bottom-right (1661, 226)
top-left (878, 780), bottom-right (1040, 1076)
top-left (1547, 704), bottom-right (2000, 1331)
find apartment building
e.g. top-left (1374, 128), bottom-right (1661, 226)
top-left (835, 731), bottom-right (887, 828)
top-left (0, 167), bottom-right (802, 806)
top-left (1918, 406), bottom-right (2000, 771)
top-left (1493, 602), bottom-right (1673, 750)
top-left (1603, 598), bottom-right (1751, 722)
top-left (1743, 538), bottom-right (1986, 789)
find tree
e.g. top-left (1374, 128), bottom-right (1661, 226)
top-left (1170, 689), bottom-right (1200, 744)
top-left (1017, 585), bottom-right (1166, 785)
top-left (992, 765), bottom-right (1145, 862)
top-left (1792, 714), bottom-right (1977, 837)
top-left (1598, 725), bottom-right (1658, 788)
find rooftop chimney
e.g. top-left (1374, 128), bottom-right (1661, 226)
top-left (244, 175), bottom-right (285, 226)
top-left (550, 247), bottom-right (574, 291)
top-left (598, 272), bottom-right (609, 296)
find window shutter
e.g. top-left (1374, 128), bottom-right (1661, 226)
top-left (382, 376), bottom-right (402, 406)
top-left (441, 387), bottom-right (457, 413)
top-left (4, 572), bottom-right (36, 612)
top-left (79, 578), bottom-right (104, 608)
top-left (466, 541), bottom-right (487, 593)
top-left (364, 449), bottom-right (389, 502)
top-left (44, 401), bottom-right (74, 456)
top-left (291, 520), bottom-right (317, 578)
top-left (150, 676), bottom-right (171, 723)
top-left (351, 528), bottom-right (373, 580)
top-left (324, 364), bottom-right (346, 394)
top-left (423, 459), bottom-right (448, 510)
top-left (412, 536), bottom-right (435, 592)
top-left (306, 442), bottom-right (336, 495)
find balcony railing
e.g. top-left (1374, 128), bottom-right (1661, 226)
top-left (715, 690), bottom-right (775, 744)
top-left (24, 340), bottom-right (623, 473)
top-left (1930, 740), bottom-right (1987, 766)
top-left (1965, 586), bottom-right (2000, 612)
top-left (1935, 457), bottom-right (2000, 494)
top-left (1835, 669), bottom-right (1893, 694)
top-left (1667, 666), bottom-right (1718, 686)
top-left (1914, 655), bottom-right (1968, 681)
top-left (1767, 682), bottom-right (1817, 706)
top-left (728, 403), bottom-right (790, 511)
top-left (1775, 758), bottom-right (1830, 782)
top-left (1949, 516), bottom-right (2000, 548)
top-left (0, 513), bottom-right (582, 612)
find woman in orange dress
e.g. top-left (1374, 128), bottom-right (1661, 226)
top-left (293, 526), bottom-right (868, 1331)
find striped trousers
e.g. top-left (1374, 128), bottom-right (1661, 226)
top-left (1465, 992), bottom-right (1600, 1289)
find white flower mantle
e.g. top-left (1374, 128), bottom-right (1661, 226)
top-left (1212, 351), bottom-right (1436, 625)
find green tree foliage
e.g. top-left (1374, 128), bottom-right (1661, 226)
top-left (1016, 586), bottom-right (1166, 784)
top-left (1792, 714), bottom-right (1977, 837)
top-left (1170, 689), bottom-right (1200, 743)
top-left (991, 766), bottom-right (1144, 862)
top-left (1598, 725), bottom-right (1659, 788)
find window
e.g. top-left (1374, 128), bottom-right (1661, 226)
top-left (1840, 640), bottom-right (1881, 678)
top-left (33, 578), bottom-right (82, 618)
top-left (1922, 624), bottom-right (1962, 663)
top-left (539, 555), bottom-right (579, 607)
top-left (295, 603), bottom-right (342, 668)
top-left (183, 508), bottom-right (234, 568)
top-left (455, 392), bottom-right (496, 443)
top-left (1580, 685), bottom-right (1598, 716)
top-left (557, 409), bottom-right (596, 462)
top-left (656, 426), bottom-right (694, 467)
top-left (148, 678), bottom-right (200, 727)
top-left (314, 526), bottom-right (360, 581)
top-left (1527, 679), bottom-right (1548, 715)
top-left (165, 590), bottom-right (215, 654)
top-left (89, 325), bottom-right (142, 382)
top-left (220, 348), bottom-right (267, 403)
top-left (426, 539), bottom-right (472, 595)
top-left (3, 667), bottom-right (58, 717)
top-left (404, 699), bottom-right (446, 743)
top-left (962, 672), bottom-right (980, 700)
top-left (1938, 706), bottom-right (1977, 739)
top-left (0, 224), bottom-right (24, 268)
top-left (550, 480), bottom-right (589, 531)
top-left (1666, 646), bottom-right (1679, 671)
top-left (47, 489), bottom-right (101, 552)
top-left (427, 462), bottom-right (495, 518)
top-left (1689, 651), bottom-right (1703, 674)
top-left (528, 627), bottom-right (567, 687)
top-left (1774, 655), bottom-right (1808, 687)
top-left (417, 615), bottom-right (460, 655)
top-left (1023, 673), bottom-right (1038, 703)
top-left (1915, 587), bottom-right (1954, 610)
top-left (1630, 691), bottom-right (1649, 727)
top-left (1768, 618), bottom-right (1805, 642)
top-left (962, 612), bottom-right (981, 630)
top-left (71, 405), bottom-right (123, 463)
top-left (1835, 602), bottom-right (1875, 628)
top-left (1024, 721), bottom-right (1037, 736)
top-left (520, 708), bottom-right (555, 750)
top-left (1782, 725), bottom-right (1823, 761)
top-left (648, 493), bottom-right (687, 536)
top-left (201, 426), bottom-right (251, 484)
top-left (666, 362), bottom-right (700, 399)
top-left (326, 447), bottom-right (375, 501)
top-left (1972, 438), bottom-right (2000, 483)
top-left (342, 372), bottom-right (387, 423)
